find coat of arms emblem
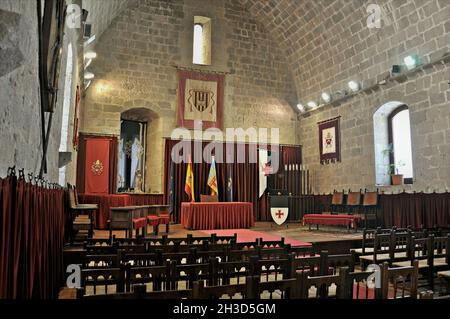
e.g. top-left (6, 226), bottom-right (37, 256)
top-left (188, 89), bottom-right (215, 113)
top-left (91, 160), bottom-right (104, 176)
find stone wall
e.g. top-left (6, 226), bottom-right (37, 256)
top-left (291, 0), bottom-right (450, 193)
top-left (0, 0), bottom-right (83, 184)
top-left (82, 0), bottom-right (298, 193)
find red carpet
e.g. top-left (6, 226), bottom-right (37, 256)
top-left (201, 229), bottom-right (311, 247)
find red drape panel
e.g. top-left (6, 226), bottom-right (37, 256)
top-left (109, 138), bottom-right (118, 194)
top-left (85, 138), bottom-right (110, 194)
top-left (77, 134), bottom-right (118, 194)
top-left (0, 174), bottom-right (65, 299)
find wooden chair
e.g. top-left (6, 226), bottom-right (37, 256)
top-left (192, 280), bottom-right (247, 299)
top-left (339, 267), bottom-right (378, 299)
top-left (82, 284), bottom-right (191, 299)
top-left (209, 258), bottom-right (251, 286)
top-left (251, 255), bottom-right (293, 282)
top-left (325, 251), bottom-right (356, 274)
top-left (257, 246), bottom-right (290, 260)
top-left (361, 190), bottom-right (379, 228)
top-left (122, 252), bottom-right (159, 267)
top-left (247, 275), bottom-right (300, 299)
top-left (379, 260), bottom-right (419, 299)
top-left (81, 268), bottom-right (125, 296)
top-left (359, 231), bottom-right (395, 268)
top-left (124, 263), bottom-right (171, 292)
top-left (171, 261), bottom-right (211, 290)
top-left (300, 271), bottom-right (343, 299)
top-left (67, 184), bottom-right (98, 245)
top-left (330, 190), bottom-right (345, 214)
top-left (258, 237), bottom-right (286, 249)
top-left (83, 254), bottom-right (120, 269)
top-left (392, 234), bottom-right (450, 290)
top-left (292, 254), bottom-right (322, 276)
top-left (342, 191), bottom-right (361, 216)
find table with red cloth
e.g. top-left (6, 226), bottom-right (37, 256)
top-left (181, 202), bottom-right (254, 230)
top-left (303, 214), bottom-right (361, 229)
top-left (78, 193), bottom-right (165, 229)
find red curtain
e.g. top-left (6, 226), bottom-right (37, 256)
top-left (85, 138), bottom-right (110, 194)
top-left (77, 134), bottom-right (118, 194)
top-left (295, 192), bottom-right (450, 229)
top-left (0, 174), bottom-right (65, 299)
top-left (164, 139), bottom-right (266, 223)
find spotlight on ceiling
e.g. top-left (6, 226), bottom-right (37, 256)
top-left (321, 92), bottom-right (331, 103)
top-left (85, 51), bottom-right (97, 59)
top-left (84, 71), bottom-right (95, 80)
top-left (297, 103), bottom-right (305, 113)
top-left (307, 101), bottom-right (318, 109)
top-left (348, 80), bottom-right (360, 92)
top-left (404, 55), bottom-right (419, 70)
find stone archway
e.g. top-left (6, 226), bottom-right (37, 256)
top-left (119, 104), bottom-right (164, 194)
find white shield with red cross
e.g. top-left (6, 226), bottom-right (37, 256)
top-left (271, 208), bottom-right (289, 226)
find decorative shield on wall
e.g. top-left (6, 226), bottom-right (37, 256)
top-left (271, 207), bottom-right (289, 226)
top-left (177, 70), bottom-right (224, 129)
top-left (318, 117), bottom-right (341, 164)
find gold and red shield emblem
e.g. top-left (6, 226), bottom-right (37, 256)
top-left (91, 160), bottom-right (104, 176)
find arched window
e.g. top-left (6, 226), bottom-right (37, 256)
top-left (193, 16), bottom-right (211, 65)
top-left (373, 101), bottom-right (414, 186)
top-left (58, 43), bottom-right (73, 186)
top-left (388, 106), bottom-right (414, 184)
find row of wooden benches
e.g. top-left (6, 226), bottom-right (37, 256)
top-left (75, 260), bottom-right (420, 299)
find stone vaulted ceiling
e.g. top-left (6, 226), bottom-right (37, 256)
top-left (82, 0), bottom-right (137, 40)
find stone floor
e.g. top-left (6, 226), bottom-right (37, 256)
top-left (93, 221), bottom-right (363, 243)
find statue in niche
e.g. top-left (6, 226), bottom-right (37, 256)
top-left (134, 169), bottom-right (144, 193)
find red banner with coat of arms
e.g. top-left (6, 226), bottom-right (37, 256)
top-left (177, 70), bottom-right (224, 129)
top-left (85, 138), bottom-right (110, 194)
top-left (318, 117), bottom-right (341, 165)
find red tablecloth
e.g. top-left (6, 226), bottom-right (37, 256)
top-left (78, 193), bottom-right (165, 229)
top-left (303, 214), bottom-right (361, 229)
top-left (181, 202), bottom-right (254, 230)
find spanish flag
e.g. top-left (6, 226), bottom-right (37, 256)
top-left (207, 156), bottom-right (218, 196)
top-left (185, 157), bottom-right (195, 202)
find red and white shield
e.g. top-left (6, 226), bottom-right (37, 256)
top-left (271, 208), bottom-right (288, 226)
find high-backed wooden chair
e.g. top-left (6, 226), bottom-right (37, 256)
top-left (67, 184), bottom-right (98, 245)
top-left (344, 191), bottom-right (361, 216)
top-left (330, 191), bottom-right (345, 214)
top-left (379, 260), bottom-right (419, 299)
top-left (362, 190), bottom-right (379, 228)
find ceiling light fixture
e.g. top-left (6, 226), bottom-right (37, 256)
top-left (348, 81), bottom-right (360, 92)
top-left (307, 101), bottom-right (318, 109)
top-left (84, 51), bottom-right (97, 59)
top-left (321, 92), bottom-right (331, 103)
top-left (84, 71), bottom-right (95, 80)
top-left (404, 55), bottom-right (419, 70)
